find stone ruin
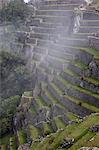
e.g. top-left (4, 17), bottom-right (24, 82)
top-left (0, 0), bottom-right (99, 149)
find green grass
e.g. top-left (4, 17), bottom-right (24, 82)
top-left (69, 131), bottom-right (96, 150)
top-left (44, 89), bottom-right (58, 104)
top-left (23, 91), bottom-right (32, 97)
top-left (64, 68), bottom-right (79, 76)
top-left (50, 83), bottom-right (62, 95)
top-left (32, 123), bottom-right (79, 150)
top-left (31, 114), bottom-right (99, 150)
top-left (1, 144), bottom-right (8, 150)
top-left (65, 95), bottom-right (99, 113)
top-left (43, 123), bottom-right (52, 136)
top-left (84, 77), bottom-right (99, 86)
top-left (65, 61), bottom-right (99, 86)
top-left (29, 107), bottom-right (36, 115)
top-left (17, 129), bottom-right (27, 145)
top-left (67, 112), bottom-right (78, 121)
top-left (0, 135), bottom-right (10, 145)
top-left (36, 96), bottom-right (46, 108)
top-left (54, 116), bottom-right (66, 129)
top-left (51, 114), bottom-right (99, 150)
top-left (85, 133), bottom-right (99, 147)
top-left (29, 125), bottom-right (40, 139)
top-left (58, 75), bottom-right (99, 99)
top-left (65, 46), bottom-right (99, 58)
top-left (52, 76), bottom-right (99, 111)
top-left (74, 60), bottom-right (88, 70)
top-left (10, 136), bottom-right (17, 150)
top-left (0, 135), bottom-right (10, 150)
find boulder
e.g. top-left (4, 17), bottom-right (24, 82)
top-left (89, 125), bottom-right (99, 132)
top-left (59, 138), bottom-right (74, 149)
top-left (18, 144), bottom-right (30, 150)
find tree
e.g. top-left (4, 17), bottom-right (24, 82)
top-left (0, 0), bottom-right (31, 22)
top-left (0, 51), bottom-right (32, 99)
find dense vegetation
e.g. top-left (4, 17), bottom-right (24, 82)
top-left (0, 0), bottom-right (31, 22)
top-left (0, 51), bottom-right (32, 99)
top-left (0, 95), bottom-right (20, 136)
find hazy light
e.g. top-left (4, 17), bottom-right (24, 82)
top-left (24, 0), bottom-right (30, 3)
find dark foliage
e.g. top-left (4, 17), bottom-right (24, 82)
top-left (0, 51), bottom-right (32, 99)
top-left (0, 0), bottom-right (31, 22)
top-left (0, 95), bottom-right (20, 136)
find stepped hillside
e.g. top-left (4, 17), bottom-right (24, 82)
top-left (0, 0), bottom-right (99, 150)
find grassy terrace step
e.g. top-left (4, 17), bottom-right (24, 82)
top-left (57, 38), bottom-right (89, 47)
top-left (35, 96), bottom-right (46, 108)
top-left (59, 75), bottom-right (99, 100)
top-left (45, 84), bottom-right (79, 120)
top-left (36, 10), bottom-right (74, 16)
top-left (63, 66), bottom-right (99, 88)
top-left (43, 122), bottom-right (52, 135)
top-left (80, 20), bottom-right (99, 26)
top-left (44, 88), bottom-right (58, 104)
top-left (39, 0), bottom-right (84, 5)
top-left (32, 26), bottom-right (68, 35)
top-left (83, 12), bottom-right (99, 20)
top-left (39, 4), bottom-right (79, 10)
top-left (33, 45), bottom-right (73, 61)
top-left (36, 22), bottom-right (67, 29)
top-left (36, 39), bottom-right (99, 57)
top-left (48, 50), bottom-right (73, 61)
top-left (29, 125), bottom-right (40, 139)
top-left (57, 76), bottom-right (99, 109)
top-left (36, 16), bottom-right (71, 24)
top-left (54, 116), bottom-right (66, 129)
top-left (29, 106), bottom-right (36, 115)
top-left (35, 40), bottom-right (74, 56)
top-left (68, 130), bottom-right (96, 150)
top-left (47, 55), bottom-right (69, 66)
top-left (49, 82), bottom-right (92, 117)
top-left (44, 83), bottom-right (79, 117)
top-left (17, 129), bottom-right (27, 145)
top-left (68, 47), bottom-right (99, 58)
top-left (31, 121), bottom-right (78, 150)
top-left (65, 95), bottom-right (99, 113)
top-left (85, 132), bottom-right (99, 147)
top-left (31, 114), bottom-right (99, 150)
top-left (30, 32), bottom-right (55, 41)
top-left (71, 33), bottom-right (95, 39)
top-left (53, 78), bottom-right (96, 112)
top-left (67, 62), bottom-right (99, 86)
top-left (78, 26), bottom-right (99, 33)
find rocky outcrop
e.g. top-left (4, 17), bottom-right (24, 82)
top-left (89, 125), bottom-right (99, 132)
top-left (18, 143), bottom-right (30, 150)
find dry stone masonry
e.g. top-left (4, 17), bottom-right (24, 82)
top-left (0, 0), bottom-right (99, 149)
